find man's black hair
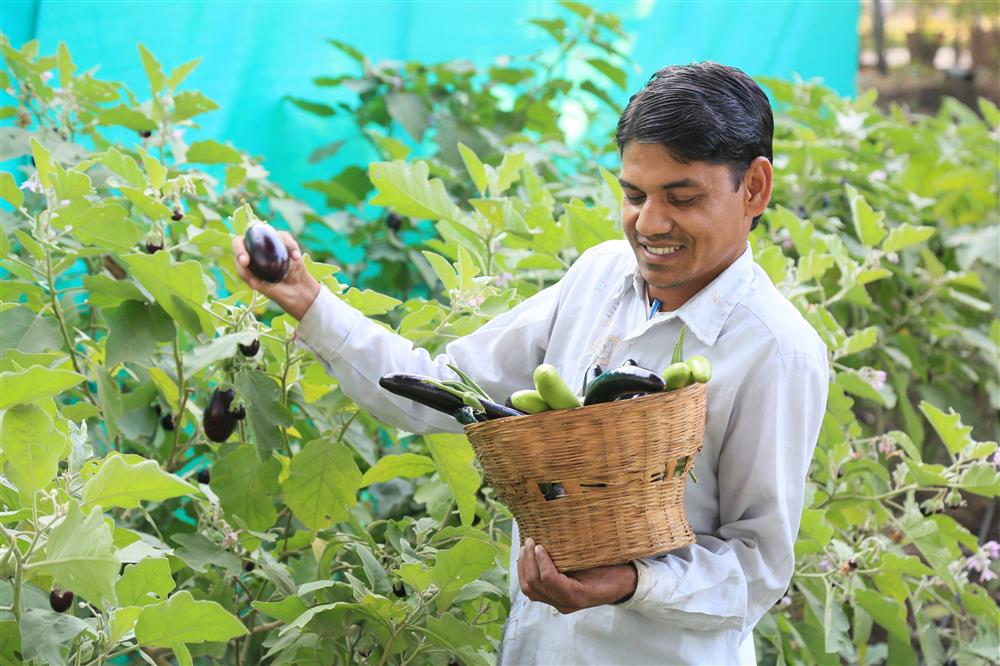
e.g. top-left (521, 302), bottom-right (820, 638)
top-left (615, 62), bottom-right (774, 230)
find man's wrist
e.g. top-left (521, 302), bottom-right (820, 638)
top-left (286, 278), bottom-right (322, 321)
top-left (612, 562), bottom-right (638, 605)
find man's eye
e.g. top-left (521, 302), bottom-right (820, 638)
top-left (625, 194), bottom-right (645, 204)
top-left (671, 197), bottom-right (697, 207)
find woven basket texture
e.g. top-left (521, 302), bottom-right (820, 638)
top-left (465, 382), bottom-right (707, 572)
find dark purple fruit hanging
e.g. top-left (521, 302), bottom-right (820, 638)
top-left (243, 224), bottom-right (290, 283)
top-left (171, 208), bottom-right (184, 221)
top-left (145, 241), bottom-right (163, 254)
top-left (49, 589), bottom-right (74, 613)
top-left (202, 388), bottom-right (242, 442)
top-left (195, 468), bottom-right (211, 484)
top-left (238, 338), bottom-right (260, 357)
top-left (160, 414), bottom-right (175, 431)
top-left (139, 129), bottom-right (153, 138)
top-left (386, 213), bottom-right (404, 232)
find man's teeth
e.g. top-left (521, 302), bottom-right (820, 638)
top-left (645, 245), bottom-right (682, 255)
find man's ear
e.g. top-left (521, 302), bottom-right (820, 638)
top-left (744, 156), bottom-right (773, 220)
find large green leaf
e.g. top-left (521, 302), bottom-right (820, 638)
top-left (30, 503), bottom-right (118, 606)
top-left (0, 171), bottom-right (23, 209)
top-left (360, 453), bottom-right (435, 487)
top-left (234, 369), bottom-right (293, 455)
top-left (1, 403), bottom-right (66, 502)
top-left (845, 184), bottom-right (887, 248)
top-left (385, 91), bottom-right (429, 142)
top-left (855, 589), bottom-right (908, 644)
top-left (183, 331), bottom-right (257, 377)
top-left (121, 251), bottom-right (214, 336)
top-left (0, 367), bottom-right (84, 409)
top-left (562, 199), bottom-right (618, 254)
top-left (19, 608), bottom-right (92, 665)
top-left (918, 401), bottom-right (974, 455)
top-left (282, 439), bottom-right (362, 531)
top-left (134, 590), bottom-right (247, 664)
top-left (0, 306), bottom-right (63, 354)
top-left (369, 160), bottom-right (463, 222)
top-left (187, 139), bottom-right (242, 164)
top-left (137, 43), bottom-right (166, 93)
top-left (431, 538), bottom-right (496, 607)
top-left (457, 143), bottom-right (487, 195)
top-left (104, 300), bottom-right (175, 367)
top-left (82, 454), bottom-right (195, 509)
top-left (116, 557), bottom-right (175, 607)
top-left (211, 445), bottom-right (281, 531)
top-left (425, 433), bottom-right (481, 527)
top-left (881, 223), bottom-right (935, 253)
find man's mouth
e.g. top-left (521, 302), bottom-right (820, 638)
top-left (641, 244), bottom-right (684, 256)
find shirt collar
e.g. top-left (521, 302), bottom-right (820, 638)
top-left (623, 242), bottom-right (755, 348)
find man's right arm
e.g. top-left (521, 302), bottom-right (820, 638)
top-left (231, 229), bottom-right (564, 434)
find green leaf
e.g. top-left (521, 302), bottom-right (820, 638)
top-left (82, 454), bottom-right (194, 509)
top-left (838, 326), bottom-right (877, 357)
top-left (431, 539), bottom-right (496, 607)
top-left (187, 139), bottom-right (242, 164)
top-left (32, 503), bottom-right (118, 606)
top-left (0, 367), bottom-right (84, 409)
top-left (855, 267), bottom-right (892, 285)
top-left (19, 608), bottom-right (92, 665)
top-left (95, 364), bottom-right (123, 438)
top-left (1, 403), bottom-right (66, 502)
top-left (600, 166), bottom-right (623, 209)
top-left (755, 245), bottom-right (791, 285)
top-left (104, 301), bottom-right (175, 367)
top-left (342, 287), bottom-right (402, 316)
top-left (136, 146), bottom-right (167, 190)
top-left (234, 369), bottom-right (293, 456)
top-left (368, 133), bottom-right (410, 161)
top-left (353, 543), bottom-right (392, 597)
top-left (0, 172), bottom-right (23, 209)
top-left (457, 143), bottom-right (488, 195)
top-left (167, 57), bottom-right (201, 89)
top-left (958, 463), bottom-right (1000, 497)
top-left (385, 91), bottom-right (430, 142)
top-left (835, 370), bottom-right (886, 405)
top-left (881, 223), bottom-right (935, 253)
top-left (116, 557), bottom-right (175, 607)
top-left (282, 439), bottom-right (362, 531)
top-left (563, 199), bottom-right (618, 254)
top-left (0, 307), bottom-right (64, 355)
top-left (286, 96), bottom-right (337, 117)
top-left (918, 401), bottom-right (973, 455)
top-left (492, 151), bottom-right (526, 197)
top-left (71, 203), bottom-right (141, 251)
top-left (303, 165), bottom-right (372, 207)
top-left (797, 251), bottom-right (835, 282)
top-left (171, 90), bottom-right (219, 122)
top-left (100, 147), bottom-right (146, 188)
top-left (823, 580), bottom-right (852, 655)
top-left (361, 453), bottom-right (436, 486)
top-left (425, 433), bottom-right (481, 527)
top-left (182, 331), bottom-right (257, 377)
top-left (586, 58), bottom-right (627, 89)
top-left (879, 552), bottom-right (934, 577)
top-left (855, 589), bottom-right (908, 644)
top-left (96, 104), bottom-right (156, 132)
top-left (121, 251), bottom-right (214, 336)
top-left (30, 137), bottom-right (53, 189)
top-left (56, 41), bottom-right (76, 88)
top-left (252, 596), bottom-right (308, 623)
top-left (423, 612), bottom-right (491, 657)
top-left (51, 163), bottom-right (93, 200)
top-left (211, 446), bottom-right (281, 531)
top-left (421, 251), bottom-right (458, 291)
top-left (369, 160), bottom-right (463, 222)
top-left (137, 44), bottom-right (166, 93)
top-left (170, 533), bottom-right (241, 574)
top-left (134, 590), bottom-right (247, 649)
top-left (845, 184), bottom-right (887, 247)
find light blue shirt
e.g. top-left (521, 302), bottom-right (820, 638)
top-left (296, 240), bottom-right (829, 665)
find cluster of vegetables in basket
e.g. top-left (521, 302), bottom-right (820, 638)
top-left (378, 327), bottom-right (710, 427)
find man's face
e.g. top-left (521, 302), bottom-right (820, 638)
top-left (618, 142), bottom-right (759, 310)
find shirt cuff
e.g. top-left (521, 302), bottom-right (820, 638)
top-left (614, 557), bottom-right (677, 612)
top-left (294, 285), bottom-right (363, 361)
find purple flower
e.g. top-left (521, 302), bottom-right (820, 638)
top-left (984, 540), bottom-right (1000, 560)
top-left (818, 558), bottom-right (831, 571)
top-left (878, 436), bottom-right (896, 456)
top-left (965, 542), bottom-right (1000, 583)
top-left (991, 450), bottom-right (1000, 471)
top-left (860, 367), bottom-right (887, 391)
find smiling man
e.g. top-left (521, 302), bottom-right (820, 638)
top-left (233, 62), bottom-right (829, 665)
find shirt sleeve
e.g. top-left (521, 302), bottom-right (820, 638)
top-left (293, 281), bottom-right (563, 434)
top-left (617, 348), bottom-right (829, 640)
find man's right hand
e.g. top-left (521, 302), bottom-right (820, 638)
top-left (231, 227), bottom-right (322, 321)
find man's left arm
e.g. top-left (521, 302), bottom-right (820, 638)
top-left (519, 348), bottom-right (828, 633)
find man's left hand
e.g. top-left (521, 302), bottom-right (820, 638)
top-left (517, 537), bottom-right (638, 614)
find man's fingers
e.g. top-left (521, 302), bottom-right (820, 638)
top-left (231, 236), bottom-right (250, 267)
top-left (534, 544), bottom-right (561, 586)
top-left (277, 231), bottom-right (301, 257)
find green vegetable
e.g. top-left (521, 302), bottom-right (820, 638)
top-left (686, 355), bottom-right (712, 383)
top-left (662, 362), bottom-right (692, 390)
top-left (533, 364), bottom-right (581, 410)
top-left (509, 389), bottom-right (550, 414)
top-left (671, 325), bottom-right (687, 364)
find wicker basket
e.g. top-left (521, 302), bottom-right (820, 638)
top-left (465, 382), bottom-right (707, 572)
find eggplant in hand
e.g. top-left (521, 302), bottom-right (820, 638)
top-left (203, 388), bottom-right (246, 442)
top-left (244, 224), bottom-right (290, 283)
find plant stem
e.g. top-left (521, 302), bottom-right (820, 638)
top-left (166, 334), bottom-right (189, 471)
top-left (45, 248), bottom-right (97, 405)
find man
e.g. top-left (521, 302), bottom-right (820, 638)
top-left (232, 62), bottom-right (828, 665)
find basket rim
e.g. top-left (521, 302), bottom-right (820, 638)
top-left (465, 381), bottom-right (706, 436)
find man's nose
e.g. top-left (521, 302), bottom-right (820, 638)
top-left (634, 203), bottom-right (675, 238)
